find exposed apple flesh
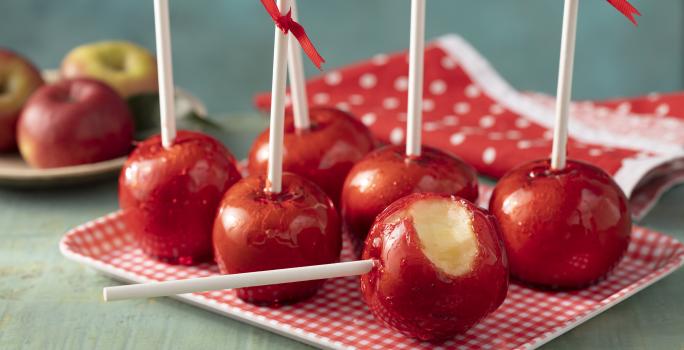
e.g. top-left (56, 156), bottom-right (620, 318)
top-left (489, 159), bottom-right (631, 288)
top-left (361, 193), bottom-right (508, 341)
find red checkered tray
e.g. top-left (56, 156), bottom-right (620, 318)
top-left (60, 187), bottom-right (684, 350)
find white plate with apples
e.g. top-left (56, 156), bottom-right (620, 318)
top-left (0, 41), bottom-right (206, 188)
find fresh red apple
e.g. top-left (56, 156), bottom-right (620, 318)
top-left (17, 78), bottom-right (134, 168)
top-left (361, 193), bottom-right (509, 341)
top-left (489, 159), bottom-right (631, 288)
top-left (213, 173), bottom-right (342, 305)
top-left (61, 41), bottom-right (157, 98)
top-left (119, 130), bottom-right (241, 265)
top-left (248, 107), bottom-right (375, 205)
top-left (341, 145), bottom-right (478, 248)
top-left (0, 49), bottom-right (44, 151)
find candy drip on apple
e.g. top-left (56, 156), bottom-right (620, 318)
top-left (248, 107), bottom-right (375, 205)
top-left (61, 41), bottom-right (158, 98)
top-left (119, 130), bottom-right (242, 265)
top-left (341, 145), bottom-right (478, 247)
top-left (489, 159), bottom-right (631, 288)
top-left (0, 49), bottom-right (44, 151)
top-left (17, 78), bottom-right (134, 168)
top-left (361, 193), bottom-right (509, 341)
top-left (212, 173), bottom-right (341, 304)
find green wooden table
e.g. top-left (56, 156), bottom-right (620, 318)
top-left (0, 115), bottom-right (682, 350)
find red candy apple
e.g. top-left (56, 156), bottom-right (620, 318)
top-left (0, 49), bottom-right (44, 151)
top-left (361, 193), bottom-right (509, 341)
top-left (213, 173), bottom-right (342, 305)
top-left (119, 130), bottom-right (242, 265)
top-left (489, 159), bottom-right (631, 288)
top-left (248, 107), bottom-right (375, 205)
top-left (341, 145), bottom-right (478, 246)
top-left (17, 78), bottom-right (133, 168)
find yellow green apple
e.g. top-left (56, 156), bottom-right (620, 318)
top-left (61, 41), bottom-right (157, 98)
top-left (0, 49), bottom-right (44, 151)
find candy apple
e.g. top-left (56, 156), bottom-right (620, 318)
top-left (17, 78), bottom-right (133, 168)
top-left (489, 159), bottom-right (631, 288)
top-left (341, 145), bottom-right (478, 246)
top-left (213, 173), bottom-right (342, 305)
top-left (248, 107), bottom-right (375, 205)
top-left (361, 193), bottom-right (509, 341)
top-left (0, 49), bottom-right (44, 151)
top-left (61, 41), bottom-right (157, 98)
top-left (119, 130), bottom-right (242, 265)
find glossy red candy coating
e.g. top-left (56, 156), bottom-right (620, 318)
top-left (119, 130), bottom-right (241, 265)
top-left (361, 193), bottom-right (509, 341)
top-left (489, 159), bottom-right (631, 288)
top-left (341, 145), bottom-right (478, 246)
top-left (213, 173), bottom-right (342, 305)
top-left (248, 107), bottom-right (375, 205)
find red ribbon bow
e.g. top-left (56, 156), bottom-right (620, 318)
top-left (607, 0), bottom-right (641, 25)
top-left (261, 0), bottom-right (325, 70)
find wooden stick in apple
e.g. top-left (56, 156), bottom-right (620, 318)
top-left (266, 0), bottom-right (291, 193)
top-left (287, 0), bottom-right (310, 130)
top-left (405, 0), bottom-right (426, 157)
top-left (550, 0), bottom-right (578, 170)
top-left (153, 0), bottom-right (177, 149)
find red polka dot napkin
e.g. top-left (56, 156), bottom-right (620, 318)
top-left (255, 34), bottom-right (684, 220)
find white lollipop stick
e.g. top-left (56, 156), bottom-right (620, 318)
top-left (551, 0), bottom-right (579, 170)
top-left (406, 0), bottom-right (426, 157)
top-left (267, 0), bottom-right (291, 194)
top-left (103, 260), bottom-right (374, 302)
top-left (153, 0), bottom-right (177, 149)
top-left (287, 0), bottom-right (310, 130)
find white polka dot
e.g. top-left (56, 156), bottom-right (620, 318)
top-left (336, 102), bottom-right (350, 112)
top-left (515, 118), bottom-right (530, 129)
top-left (372, 54), bottom-right (388, 65)
top-left (443, 115), bottom-right (458, 125)
top-left (361, 112), bottom-right (376, 126)
top-left (394, 76), bottom-right (408, 91)
top-left (479, 115), bottom-right (495, 128)
top-left (429, 80), bottom-right (447, 95)
top-left (465, 84), bottom-right (481, 98)
top-left (454, 102), bottom-right (471, 115)
top-left (397, 112), bottom-right (407, 121)
top-left (441, 56), bottom-right (456, 69)
top-left (348, 94), bottom-right (364, 105)
top-left (359, 73), bottom-right (377, 89)
top-left (616, 102), bottom-right (631, 114)
top-left (324, 71), bottom-right (342, 86)
top-left (389, 128), bottom-right (404, 144)
top-left (506, 130), bottom-right (522, 139)
top-left (422, 99), bottom-right (435, 112)
top-left (543, 130), bottom-right (554, 140)
top-left (383, 97), bottom-right (399, 110)
top-left (312, 93), bottom-right (330, 104)
top-left (490, 104), bottom-right (505, 115)
top-left (424, 122), bottom-right (439, 131)
top-left (284, 95), bottom-right (292, 106)
top-left (488, 132), bottom-right (503, 140)
top-left (517, 140), bottom-right (532, 149)
top-left (656, 103), bottom-right (670, 116)
top-left (589, 148), bottom-right (603, 157)
top-left (450, 133), bottom-right (466, 145)
top-left (482, 147), bottom-right (496, 164)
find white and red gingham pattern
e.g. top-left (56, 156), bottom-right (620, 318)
top-left (60, 188), bottom-right (684, 350)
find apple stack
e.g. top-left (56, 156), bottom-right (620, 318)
top-left (103, 0), bottom-right (639, 344)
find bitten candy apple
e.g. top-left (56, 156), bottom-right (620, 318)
top-left (489, 159), bottom-right (631, 288)
top-left (341, 145), bottom-right (478, 246)
top-left (119, 130), bottom-right (241, 265)
top-left (213, 173), bottom-right (342, 305)
top-left (248, 107), bottom-right (375, 206)
top-left (361, 193), bottom-right (509, 341)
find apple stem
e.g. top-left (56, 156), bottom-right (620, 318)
top-left (153, 0), bottom-right (177, 149)
top-left (287, 0), bottom-right (311, 131)
top-left (551, 0), bottom-right (579, 170)
top-left (266, 0), bottom-right (291, 194)
top-left (102, 260), bottom-right (375, 302)
top-left (405, 0), bottom-right (425, 158)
